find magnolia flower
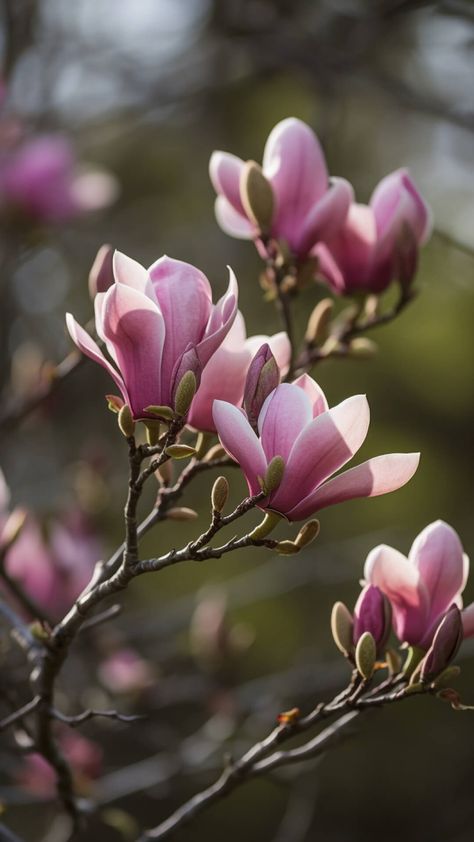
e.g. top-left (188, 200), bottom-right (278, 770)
top-left (213, 374), bottom-right (419, 521)
top-left (210, 117), bottom-right (353, 259)
top-left (314, 169), bottom-right (431, 295)
top-left (0, 135), bottom-right (117, 222)
top-left (67, 251), bottom-right (238, 419)
top-left (364, 520), bottom-right (474, 649)
top-left (187, 312), bottom-right (290, 433)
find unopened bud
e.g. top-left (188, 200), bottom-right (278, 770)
top-left (275, 540), bottom-right (300, 555)
top-left (143, 420), bottom-right (161, 445)
top-left (305, 298), bottom-right (334, 346)
top-left (165, 444), bottom-right (197, 460)
top-left (353, 585), bottom-right (392, 655)
top-left (106, 394), bottom-right (125, 414)
top-left (88, 244), bottom-right (114, 298)
top-left (348, 338), bottom-right (377, 359)
top-left (262, 455), bottom-right (285, 494)
top-left (420, 605), bottom-right (463, 684)
top-left (167, 507), bottom-right (198, 521)
top-left (202, 444), bottom-right (227, 463)
top-left (211, 476), bottom-right (229, 513)
top-left (331, 602), bottom-right (354, 658)
top-left (396, 223), bottom-right (418, 291)
top-left (244, 344), bottom-right (279, 432)
top-left (294, 519), bottom-right (320, 549)
top-left (174, 371), bottom-right (197, 417)
top-left (355, 631), bottom-right (376, 680)
top-left (239, 160), bottom-right (274, 232)
top-left (144, 405), bottom-right (175, 422)
top-left (118, 405), bottom-right (135, 438)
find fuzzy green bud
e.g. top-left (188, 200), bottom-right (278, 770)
top-left (118, 405), bottom-right (135, 438)
top-left (331, 601), bottom-right (354, 658)
top-left (211, 476), bottom-right (229, 514)
top-left (174, 371), bottom-right (197, 417)
top-left (294, 519), bottom-right (320, 549)
top-left (165, 444), bottom-right (197, 460)
top-left (355, 631), bottom-right (376, 679)
top-left (262, 455), bottom-right (285, 494)
top-left (239, 160), bottom-right (274, 232)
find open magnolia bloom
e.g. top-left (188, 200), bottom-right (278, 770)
top-left (314, 169), bottom-right (432, 295)
top-left (66, 251), bottom-right (238, 419)
top-left (213, 374), bottom-right (419, 522)
top-left (364, 520), bottom-right (474, 649)
top-left (210, 117), bottom-right (353, 259)
top-left (187, 312), bottom-right (290, 433)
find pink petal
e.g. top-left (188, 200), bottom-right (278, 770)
top-left (259, 382), bottom-right (313, 463)
top-left (364, 544), bottom-right (429, 644)
top-left (196, 266), bottom-right (238, 368)
top-left (297, 177), bottom-right (354, 255)
top-left (209, 151), bottom-right (247, 215)
top-left (213, 400), bottom-right (267, 496)
top-left (315, 204), bottom-right (377, 294)
top-left (269, 395), bottom-right (369, 514)
top-left (287, 452), bottom-right (420, 520)
top-left (371, 169), bottom-right (431, 245)
top-left (214, 196), bottom-right (255, 239)
top-left (113, 250), bottom-right (156, 300)
top-left (462, 603), bottom-right (474, 638)
top-left (263, 118), bottom-right (328, 252)
top-left (409, 520), bottom-right (467, 625)
top-left (99, 284), bottom-right (165, 416)
top-left (292, 373), bottom-right (328, 416)
top-left (66, 313), bottom-right (128, 403)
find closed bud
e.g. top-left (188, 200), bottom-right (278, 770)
top-left (305, 298), bottom-right (334, 346)
top-left (211, 476), bottom-right (229, 513)
top-left (239, 160), bottom-right (274, 232)
top-left (355, 631), bottom-right (376, 680)
top-left (353, 585), bottom-right (391, 655)
top-left (402, 645), bottom-right (425, 679)
top-left (167, 507), bottom-right (198, 521)
top-left (202, 444), bottom-right (227, 463)
top-left (144, 405), bottom-right (175, 421)
top-left (174, 371), bottom-right (197, 417)
top-left (348, 338), bottom-right (378, 359)
top-left (263, 455), bottom-right (285, 495)
top-left (244, 344), bottom-right (279, 432)
top-left (165, 444), bottom-right (197, 460)
top-left (275, 540), bottom-right (300, 555)
top-left (88, 244), bottom-right (114, 298)
top-left (395, 222), bottom-right (418, 291)
top-left (118, 405), bottom-right (135, 438)
top-left (331, 601), bottom-right (354, 658)
top-left (143, 420), bottom-right (161, 445)
top-left (420, 605), bottom-right (463, 684)
top-left (106, 394), bottom-right (125, 414)
top-left (294, 519), bottom-right (320, 549)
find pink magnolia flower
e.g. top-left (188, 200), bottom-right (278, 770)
top-left (67, 251), bottom-right (238, 419)
top-left (212, 374), bottom-right (419, 521)
top-left (98, 648), bottom-right (154, 695)
top-left (187, 312), bottom-right (290, 433)
top-left (17, 731), bottom-right (102, 797)
top-left (0, 135), bottom-right (117, 222)
top-left (314, 169), bottom-right (432, 295)
top-left (364, 520), bottom-right (473, 649)
top-left (210, 117), bottom-right (353, 259)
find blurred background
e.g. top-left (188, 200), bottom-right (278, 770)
top-left (0, 1), bottom-right (473, 840)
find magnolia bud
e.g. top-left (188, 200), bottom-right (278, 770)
top-left (211, 476), bottom-right (229, 514)
top-left (144, 405), bottom-right (175, 421)
top-left (165, 444), bottom-right (197, 460)
top-left (248, 511), bottom-right (283, 541)
top-left (355, 631), bottom-right (376, 680)
top-left (88, 244), bottom-right (114, 298)
top-left (331, 602), bottom-right (354, 658)
top-left (118, 405), bottom-right (135, 438)
top-left (167, 507), bottom-right (198, 521)
top-left (353, 585), bottom-right (392, 655)
top-left (244, 344), bottom-right (279, 432)
top-left (294, 519), bottom-right (320, 549)
top-left (420, 605), bottom-right (463, 684)
top-left (174, 371), bottom-right (197, 417)
top-left (305, 298), bottom-right (334, 346)
top-left (239, 160), bottom-right (274, 232)
top-left (262, 455), bottom-right (285, 494)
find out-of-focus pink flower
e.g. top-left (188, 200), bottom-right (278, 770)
top-left (213, 374), bottom-right (419, 522)
top-left (67, 251), bottom-right (238, 420)
top-left (353, 584), bottom-right (391, 655)
top-left (364, 520), bottom-right (472, 649)
top-left (0, 135), bottom-right (117, 222)
top-left (98, 648), bottom-right (154, 695)
top-left (314, 169), bottom-right (431, 295)
top-left (4, 509), bottom-right (100, 619)
top-left (187, 312), bottom-right (290, 433)
top-left (210, 117), bottom-right (353, 259)
top-left (17, 730), bottom-right (102, 797)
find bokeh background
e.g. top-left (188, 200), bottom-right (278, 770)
top-left (0, 1), bottom-right (473, 840)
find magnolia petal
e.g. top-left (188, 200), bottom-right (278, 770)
top-left (297, 177), bottom-right (354, 256)
top-left (259, 382), bottom-right (313, 463)
top-left (292, 373), bottom-right (328, 417)
top-left (197, 266), bottom-right (238, 368)
top-left (213, 400), bottom-right (267, 496)
top-left (409, 520), bottom-right (467, 625)
top-left (209, 151), bottom-right (247, 215)
top-left (65, 313), bottom-right (128, 403)
top-left (286, 452), bottom-right (420, 520)
top-left (214, 195), bottom-right (255, 239)
top-left (113, 250), bottom-right (156, 300)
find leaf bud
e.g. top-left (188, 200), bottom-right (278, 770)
top-left (263, 455), bottom-right (285, 494)
top-left (174, 371), bottom-right (197, 417)
top-left (294, 519), bottom-right (320, 549)
top-left (330, 601), bottom-right (354, 658)
top-left (305, 298), bottom-right (334, 346)
top-left (167, 507), bottom-right (199, 521)
top-left (165, 444), bottom-right (197, 460)
top-left (239, 160), bottom-right (274, 232)
top-left (211, 476), bottom-right (229, 514)
top-left (355, 631), bottom-right (376, 680)
top-left (143, 420), bottom-right (161, 445)
top-left (275, 540), bottom-right (300, 555)
top-left (144, 405), bottom-right (175, 421)
top-left (248, 510), bottom-right (283, 541)
top-left (118, 405), bottom-right (135, 438)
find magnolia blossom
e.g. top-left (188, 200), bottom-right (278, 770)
top-left (67, 251), bottom-right (238, 419)
top-left (364, 520), bottom-right (474, 649)
top-left (210, 117), bottom-right (353, 258)
top-left (0, 135), bottom-right (117, 222)
top-left (353, 584), bottom-right (391, 654)
top-left (187, 312), bottom-right (290, 433)
top-left (213, 374), bottom-right (419, 521)
top-left (314, 169), bottom-right (432, 295)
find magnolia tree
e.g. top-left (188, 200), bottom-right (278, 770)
top-left (1, 117), bottom-right (473, 841)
